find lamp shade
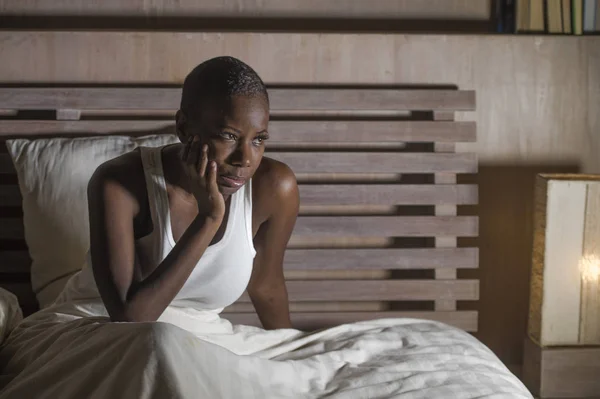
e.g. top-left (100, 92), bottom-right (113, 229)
top-left (529, 174), bottom-right (600, 346)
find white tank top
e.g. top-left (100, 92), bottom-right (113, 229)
top-left (55, 146), bottom-right (256, 313)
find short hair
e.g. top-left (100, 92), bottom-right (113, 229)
top-left (180, 56), bottom-right (268, 117)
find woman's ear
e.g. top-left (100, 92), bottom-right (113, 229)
top-left (175, 110), bottom-right (188, 143)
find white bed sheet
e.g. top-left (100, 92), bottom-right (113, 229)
top-left (0, 300), bottom-right (533, 398)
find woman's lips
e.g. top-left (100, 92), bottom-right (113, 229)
top-left (218, 175), bottom-right (246, 188)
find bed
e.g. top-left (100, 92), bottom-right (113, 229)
top-left (0, 85), bottom-right (532, 398)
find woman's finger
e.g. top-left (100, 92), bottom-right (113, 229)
top-left (193, 138), bottom-right (202, 167)
top-left (181, 138), bottom-right (191, 162)
top-left (188, 138), bottom-right (200, 166)
top-left (199, 144), bottom-right (208, 177)
top-left (184, 160), bottom-right (195, 181)
top-left (208, 161), bottom-right (220, 195)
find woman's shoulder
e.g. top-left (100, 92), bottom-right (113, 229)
top-left (253, 157), bottom-right (297, 197)
top-left (251, 157), bottom-right (299, 223)
top-left (90, 148), bottom-right (145, 185)
top-left (88, 148), bottom-right (147, 208)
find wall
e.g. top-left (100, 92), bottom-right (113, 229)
top-left (0, 0), bottom-right (491, 18)
top-left (0, 30), bottom-right (598, 367)
top-left (0, 0), bottom-right (493, 32)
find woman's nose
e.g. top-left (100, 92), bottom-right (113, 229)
top-left (231, 143), bottom-right (251, 167)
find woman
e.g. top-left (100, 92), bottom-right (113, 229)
top-left (62, 56), bottom-right (298, 329)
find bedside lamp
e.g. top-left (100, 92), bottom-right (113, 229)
top-left (523, 174), bottom-right (600, 398)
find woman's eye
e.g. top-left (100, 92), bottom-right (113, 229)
top-left (221, 132), bottom-right (236, 140)
top-left (253, 136), bottom-right (268, 145)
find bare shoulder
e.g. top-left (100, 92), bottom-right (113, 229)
top-left (253, 156), bottom-right (298, 194)
top-left (252, 157), bottom-right (299, 226)
top-left (90, 149), bottom-right (143, 188)
top-left (88, 149), bottom-right (147, 214)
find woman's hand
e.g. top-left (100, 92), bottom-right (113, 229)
top-left (182, 137), bottom-right (226, 222)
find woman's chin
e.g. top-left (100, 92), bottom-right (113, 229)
top-left (218, 183), bottom-right (243, 197)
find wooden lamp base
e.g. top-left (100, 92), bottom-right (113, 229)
top-left (522, 336), bottom-right (600, 398)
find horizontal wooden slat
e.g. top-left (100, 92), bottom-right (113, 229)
top-left (0, 251), bottom-right (31, 273)
top-left (286, 269), bottom-right (389, 279)
top-left (0, 88), bottom-right (475, 111)
top-left (293, 216), bottom-right (478, 237)
top-left (267, 153), bottom-right (477, 173)
top-left (0, 154), bottom-right (14, 172)
top-left (0, 88), bottom-right (180, 110)
top-left (297, 204), bottom-right (431, 216)
top-left (222, 310), bottom-right (478, 331)
top-left (263, 121), bottom-right (477, 143)
top-left (226, 301), bottom-right (387, 313)
top-left (0, 185), bottom-right (21, 206)
top-left (0, 247), bottom-right (479, 274)
top-left (0, 216), bottom-right (478, 239)
top-left (0, 184), bottom-right (478, 207)
top-left (299, 184), bottom-right (477, 205)
top-left (238, 280), bottom-right (478, 302)
top-left (283, 248), bottom-right (478, 270)
top-left (0, 120), bottom-right (177, 137)
top-left (270, 89), bottom-right (476, 111)
top-left (0, 219), bottom-right (24, 239)
top-left (0, 120), bottom-right (477, 143)
top-left (0, 152), bottom-right (477, 174)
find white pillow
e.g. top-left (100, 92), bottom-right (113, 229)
top-left (7, 135), bottom-right (180, 308)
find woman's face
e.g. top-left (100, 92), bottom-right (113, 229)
top-left (178, 95), bottom-right (270, 197)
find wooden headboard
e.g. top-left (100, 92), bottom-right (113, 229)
top-left (0, 86), bottom-right (478, 331)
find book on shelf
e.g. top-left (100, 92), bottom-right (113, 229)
top-left (497, 0), bottom-right (517, 33)
top-left (529, 0), bottom-right (545, 31)
top-left (583, 0), bottom-right (597, 32)
top-left (562, 0), bottom-right (573, 33)
top-left (573, 0), bottom-right (583, 34)
top-left (497, 0), bottom-right (598, 34)
top-left (547, 0), bottom-right (563, 33)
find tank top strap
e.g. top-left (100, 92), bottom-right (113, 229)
top-left (242, 178), bottom-right (256, 257)
top-left (139, 146), bottom-right (171, 241)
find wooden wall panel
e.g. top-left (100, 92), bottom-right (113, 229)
top-left (0, 0), bottom-right (491, 19)
top-left (0, 33), bottom-right (596, 171)
top-left (588, 41), bottom-right (600, 173)
top-left (1, 32), bottom-right (599, 367)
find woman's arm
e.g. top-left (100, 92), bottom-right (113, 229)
top-left (247, 163), bottom-right (299, 330)
top-left (89, 149), bottom-right (224, 323)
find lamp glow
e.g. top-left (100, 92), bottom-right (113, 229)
top-left (579, 254), bottom-right (600, 283)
